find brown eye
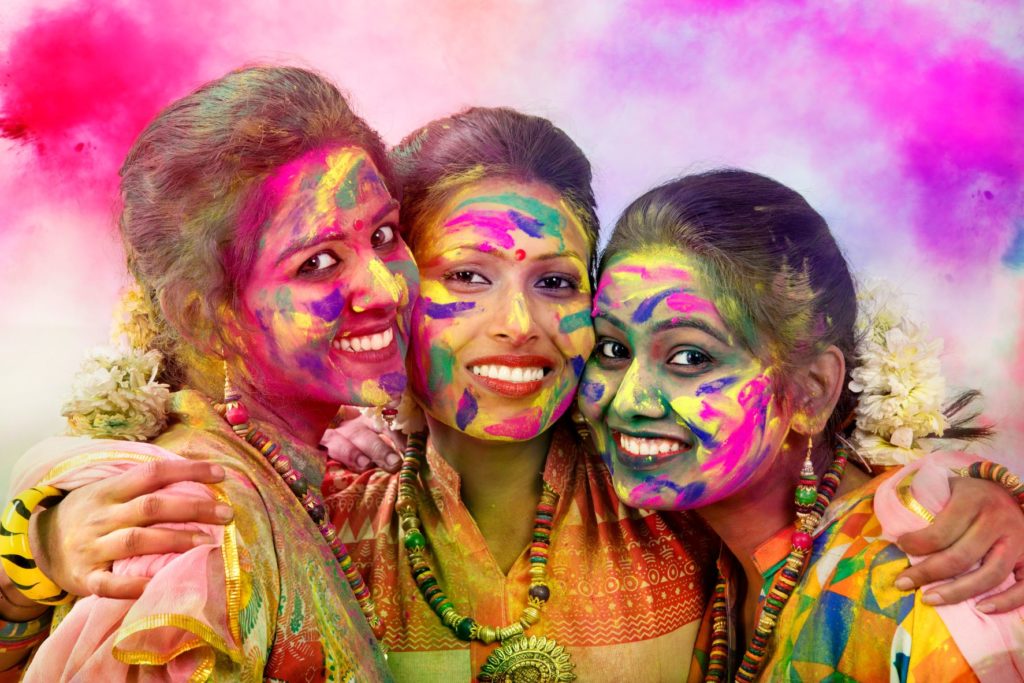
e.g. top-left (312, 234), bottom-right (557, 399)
top-left (597, 339), bottom-right (630, 360)
top-left (669, 349), bottom-right (712, 369)
top-left (298, 251), bottom-right (339, 274)
top-left (444, 270), bottom-right (490, 285)
top-left (371, 225), bottom-right (396, 248)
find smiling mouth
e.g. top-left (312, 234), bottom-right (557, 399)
top-left (612, 431), bottom-right (691, 471)
top-left (467, 356), bottom-right (553, 398)
top-left (332, 326), bottom-right (398, 360)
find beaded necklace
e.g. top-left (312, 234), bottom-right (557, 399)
top-left (704, 449), bottom-right (848, 682)
top-left (395, 432), bottom-right (576, 682)
top-left (215, 382), bottom-right (385, 641)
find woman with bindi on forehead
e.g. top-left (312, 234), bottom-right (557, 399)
top-left (0, 66), bottom-right (415, 680)
top-left (409, 175), bottom-right (594, 442)
top-left (319, 108), bottom-right (720, 682)
top-left (580, 170), bottom-right (1024, 681)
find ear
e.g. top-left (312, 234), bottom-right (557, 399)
top-left (159, 288), bottom-right (227, 358)
top-left (788, 344), bottom-right (845, 436)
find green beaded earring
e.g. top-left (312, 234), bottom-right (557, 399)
top-left (795, 436), bottom-right (819, 520)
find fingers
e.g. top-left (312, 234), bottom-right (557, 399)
top-left (914, 538), bottom-right (1014, 606)
top-left (321, 431), bottom-right (371, 471)
top-left (977, 565), bottom-right (1024, 614)
top-left (118, 493), bottom-right (233, 528)
top-left (345, 428), bottom-right (402, 472)
top-left (100, 526), bottom-right (216, 562)
top-left (107, 460), bottom-right (226, 503)
top-left (897, 482), bottom-right (978, 557)
top-left (84, 570), bottom-right (150, 600)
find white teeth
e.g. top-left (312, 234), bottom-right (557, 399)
top-left (618, 434), bottom-right (685, 457)
top-left (334, 328), bottom-right (393, 353)
top-left (470, 364), bottom-right (545, 383)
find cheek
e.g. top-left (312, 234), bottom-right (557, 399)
top-left (551, 301), bottom-right (596, 364)
top-left (578, 363), bottom-right (615, 417)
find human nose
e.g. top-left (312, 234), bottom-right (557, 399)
top-left (350, 257), bottom-right (402, 314)
top-left (488, 291), bottom-right (539, 346)
top-left (609, 359), bottom-right (668, 420)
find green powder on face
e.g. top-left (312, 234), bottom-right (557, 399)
top-left (334, 158), bottom-right (365, 209)
top-left (427, 344), bottom-right (455, 394)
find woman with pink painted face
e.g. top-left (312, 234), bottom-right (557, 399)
top-left (0, 66), bottom-right (416, 680)
top-left (579, 170), bottom-right (1024, 680)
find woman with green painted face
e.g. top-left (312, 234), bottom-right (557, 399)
top-left (579, 169), bottom-right (1024, 680)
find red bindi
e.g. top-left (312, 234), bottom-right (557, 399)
top-left (515, 249), bottom-right (526, 261)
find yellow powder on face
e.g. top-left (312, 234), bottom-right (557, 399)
top-left (508, 292), bottom-right (530, 334)
top-left (419, 279), bottom-right (457, 305)
top-left (368, 259), bottom-right (402, 303)
top-left (315, 148), bottom-right (362, 215)
top-left (360, 378), bottom-right (391, 406)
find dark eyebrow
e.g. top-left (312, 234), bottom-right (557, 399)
top-left (652, 317), bottom-right (731, 346)
top-left (371, 199), bottom-right (400, 225)
top-left (596, 311), bottom-right (731, 346)
top-left (274, 199), bottom-right (399, 267)
top-left (275, 229), bottom-right (347, 266)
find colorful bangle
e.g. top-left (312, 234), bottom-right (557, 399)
top-left (955, 460), bottom-right (1024, 508)
top-left (0, 486), bottom-right (72, 606)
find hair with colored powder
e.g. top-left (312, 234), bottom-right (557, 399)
top-left (603, 169), bottom-right (988, 446)
top-left (118, 65), bottom-right (395, 392)
top-left (391, 107), bottom-right (599, 275)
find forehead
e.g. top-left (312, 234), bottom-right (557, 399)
top-left (265, 145), bottom-right (389, 209)
top-left (418, 178), bottom-right (591, 262)
top-left (595, 246), bottom-right (722, 323)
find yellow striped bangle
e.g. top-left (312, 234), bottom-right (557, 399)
top-left (0, 486), bottom-right (72, 606)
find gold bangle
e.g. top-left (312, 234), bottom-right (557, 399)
top-left (0, 486), bottom-right (72, 606)
top-left (954, 460), bottom-right (1024, 508)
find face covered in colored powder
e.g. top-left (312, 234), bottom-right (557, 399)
top-left (578, 246), bottom-right (791, 510)
top-left (228, 146), bottom-right (419, 410)
top-left (409, 178), bottom-right (595, 441)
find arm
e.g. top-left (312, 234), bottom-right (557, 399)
top-left (24, 460), bottom-right (231, 599)
top-left (887, 456), bottom-right (1024, 612)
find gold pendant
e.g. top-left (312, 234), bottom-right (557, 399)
top-left (478, 635), bottom-right (576, 682)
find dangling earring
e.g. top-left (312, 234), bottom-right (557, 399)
top-left (215, 361), bottom-right (249, 431)
top-left (571, 407), bottom-right (591, 444)
top-left (794, 436), bottom-right (818, 520)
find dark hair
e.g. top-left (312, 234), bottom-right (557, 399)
top-left (118, 65), bottom-right (395, 390)
top-left (391, 107), bottom-right (599, 276)
top-left (603, 169), bottom-right (987, 445)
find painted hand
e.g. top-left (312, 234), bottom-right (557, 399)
top-left (895, 476), bottom-right (1024, 612)
top-left (322, 407), bottom-right (405, 473)
top-left (30, 460), bottom-right (232, 599)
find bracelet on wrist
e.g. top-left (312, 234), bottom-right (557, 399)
top-left (0, 486), bottom-right (73, 606)
top-left (955, 460), bottom-right (1024, 508)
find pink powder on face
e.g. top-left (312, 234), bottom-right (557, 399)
top-left (665, 291), bottom-right (719, 318)
top-left (697, 373), bottom-right (775, 477)
top-left (483, 407), bottom-right (543, 440)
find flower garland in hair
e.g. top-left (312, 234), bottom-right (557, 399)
top-left (848, 282), bottom-right (948, 466)
top-left (61, 285), bottom-right (171, 441)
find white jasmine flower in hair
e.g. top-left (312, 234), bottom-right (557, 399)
top-left (849, 282), bottom-right (948, 465)
top-left (62, 346), bottom-right (171, 441)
